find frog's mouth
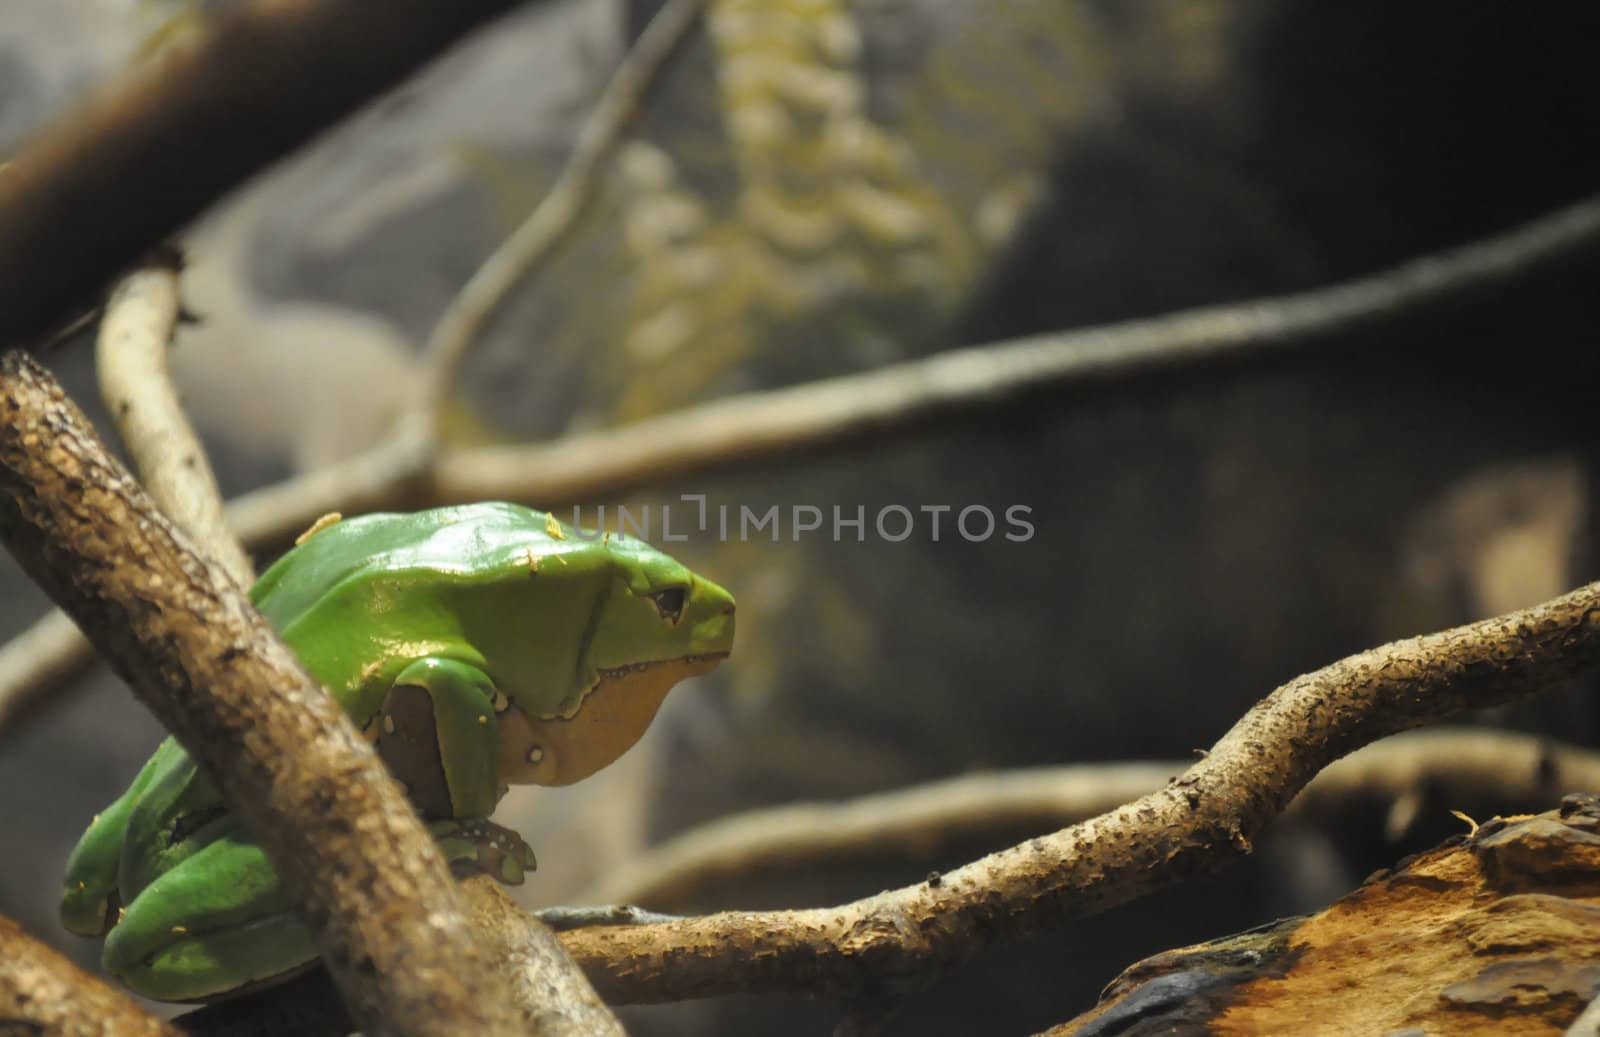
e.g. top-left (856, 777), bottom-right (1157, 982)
top-left (496, 652), bottom-right (728, 787)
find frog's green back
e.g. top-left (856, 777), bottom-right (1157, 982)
top-left (251, 503), bottom-right (558, 627)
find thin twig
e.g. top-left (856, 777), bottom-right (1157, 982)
top-left (0, 353), bottom-right (526, 1036)
top-left (0, 915), bottom-right (180, 1037)
top-left (419, 0), bottom-right (710, 425)
top-left (578, 728), bottom-right (1597, 909)
top-left (95, 258), bottom-right (255, 585)
top-left (0, 0), bottom-right (544, 346)
top-left (5, 192), bottom-right (1600, 740)
top-left (433, 191), bottom-right (1600, 504)
top-left (541, 581), bottom-right (1600, 1003)
top-left (0, 608), bottom-right (93, 733)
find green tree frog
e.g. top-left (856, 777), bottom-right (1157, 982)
top-left (59, 502), bottom-right (735, 1002)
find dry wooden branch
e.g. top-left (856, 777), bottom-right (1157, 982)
top-left (0, 353), bottom-right (525, 1037)
top-left (0, 915), bottom-right (180, 1037)
top-left (0, 0), bottom-right (547, 347)
top-left (248, 190), bottom-right (1600, 526)
top-left (420, 0), bottom-right (711, 423)
top-left (0, 608), bottom-right (92, 733)
top-left (462, 880), bottom-right (629, 1037)
top-left (95, 258), bottom-right (255, 584)
top-left (540, 581), bottom-right (1600, 1004)
top-left (1041, 797), bottom-right (1600, 1036)
top-left (434, 192), bottom-right (1600, 503)
top-left (579, 729), bottom-right (1600, 910)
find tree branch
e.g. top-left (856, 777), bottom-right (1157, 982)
top-left (419, 0), bottom-right (711, 427)
top-left (224, 189), bottom-right (1600, 537)
top-left (95, 256), bottom-right (255, 585)
top-left (0, 915), bottom-right (180, 1037)
top-left (462, 881), bottom-right (629, 1037)
top-left (0, 0), bottom-right (549, 347)
top-left (539, 581), bottom-right (1600, 1004)
top-left (0, 608), bottom-right (94, 732)
top-left (431, 191), bottom-right (1600, 505)
top-left (578, 728), bottom-right (1600, 910)
top-left (0, 353), bottom-right (525, 1036)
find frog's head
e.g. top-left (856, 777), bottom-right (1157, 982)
top-left (497, 533), bottom-right (734, 786)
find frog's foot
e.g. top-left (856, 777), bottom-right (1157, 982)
top-left (99, 829), bottom-right (312, 1003)
top-left (104, 910), bottom-right (318, 1003)
top-left (429, 818), bottom-right (537, 885)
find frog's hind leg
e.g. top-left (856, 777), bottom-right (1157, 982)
top-left (111, 911), bottom-right (320, 1003)
top-left (102, 827), bottom-right (313, 1003)
top-left (61, 737), bottom-right (184, 937)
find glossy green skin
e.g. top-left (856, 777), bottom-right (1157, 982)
top-left (60, 503), bottom-right (735, 1002)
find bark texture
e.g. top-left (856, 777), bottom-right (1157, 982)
top-left (0, 352), bottom-right (522, 1037)
top-left (1044, 796), bottom-right (1600, 1036)
top-left (0, 916), bottom-right (179, 1037)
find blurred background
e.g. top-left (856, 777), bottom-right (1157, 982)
top-left (4, 1), bottom-right (1600, 1033)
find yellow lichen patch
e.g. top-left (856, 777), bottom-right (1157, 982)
top-left (295, 511), bottom-right (343, 545)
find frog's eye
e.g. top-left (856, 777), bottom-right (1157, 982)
top-left (648, 586), bottom-right (687, 623)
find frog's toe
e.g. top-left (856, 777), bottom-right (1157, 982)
top-left (61, 881), bottom-right (119, 938)
top-left (103, 910), bottom-right (319, 1003)
top-left (429, 818), bottom-right (538, 885)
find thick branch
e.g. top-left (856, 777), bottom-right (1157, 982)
top-left (0, 353), bottom-right (523, 1036)
top-left (0, 915), bottom-right (179, 1037)
top-left (95, 259), bottom-right (255, 584)
top-left (0, 0), bottom-right (542, 347)
top-left (580, 729), bottom-right (1600, 909)
top-left (461, 880), bottom-right (628, 1036)
top-left (544, 582), bottom-right (1600, 1003)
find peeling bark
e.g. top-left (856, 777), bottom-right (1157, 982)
top-left (1045, 797), bottom-right (1600, 1036)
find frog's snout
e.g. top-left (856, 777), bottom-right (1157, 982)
top-left (687, 579), bottom-right (736, 658)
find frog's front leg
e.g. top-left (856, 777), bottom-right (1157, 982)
top-left (371, 657), bottom-right (506, 820)
top-left (376, 659), bottom-right (535, 882)
top-left (430, 818), bottom-right (537, 883)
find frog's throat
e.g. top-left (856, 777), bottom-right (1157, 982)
top-left (496, 654), bottom-right (726, 787)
